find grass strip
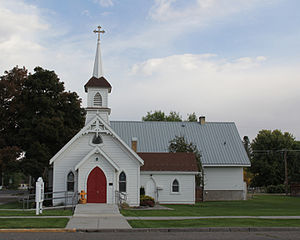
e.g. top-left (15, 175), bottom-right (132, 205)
top-left (128, 218), bottom-right (300, 228)
top-left (0, 218), bottom-right (69, 229)
top-left (0, 202), bottom-right (23, 209)
top-left (0, 209), bottom-right (72, 216)
top-left (122, 195), bottom-right (300, 217)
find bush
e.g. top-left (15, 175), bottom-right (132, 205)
top-left (120, 202), bottom-right (130, 209)
top-left (266, 184), bottom-right (286, 193)
top-left (140, 195), bottom-right (155, 207)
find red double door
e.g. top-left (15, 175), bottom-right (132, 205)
top-left (87, 167), bottom-right (107, 203)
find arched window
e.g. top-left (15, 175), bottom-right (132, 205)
top-left (119, 172), bottom-right (126, 192)
top-left (92, 133), bottom-right (103, 144)
top-left (172, 179), bottom-right (179, 193)
top-left (67, 172), bottom-right (74, 192)
top-left (94, 92), bottom-right (102, 106)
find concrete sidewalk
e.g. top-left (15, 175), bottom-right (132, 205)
top-left (66, 204), bottom-right (131, 230)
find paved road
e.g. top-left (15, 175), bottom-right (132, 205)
top-left (1, 231), bottom-right (300, 240)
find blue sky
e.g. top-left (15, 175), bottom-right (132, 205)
top-left (1, 0), bottom-right (300, 140)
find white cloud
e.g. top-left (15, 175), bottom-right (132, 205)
top-left (110, 53), bottom-right (300, 140)
top-left (149, 0), bottom-right (271, 24)
top-left (93, 0), bottom-right (114, 7)
top-left (0, 0), bottom-right (93, 101)
top-left (0, 0), bottom-right (49, 72)
top-left (131, 54), bottom-right (265, 76)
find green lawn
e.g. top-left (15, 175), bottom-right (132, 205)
top-left (0, 218), bottom-right (69, 229)
top-left (121, 195), bottom-right (300, 217)
top-left (0, 209), bottom-right (72, 216)
top-left (0, 202), bottom-right (23, 209)
top-left (0, 202), bottom-right (73, 216)
top-left (129, 218), bottom-right (300, 228)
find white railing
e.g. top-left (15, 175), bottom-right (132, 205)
top-left (115, 190), bottom-right (127, 207)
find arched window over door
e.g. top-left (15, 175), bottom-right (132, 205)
top-left (67, 172), bottom-right (74, 192)
top-left (172, 179), bottom-right (179, 193)
top-left (119, 171), bottom-right (126, 192)
top-left (94, 92), bottom-right (102, 106)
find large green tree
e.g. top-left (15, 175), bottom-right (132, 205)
top-left (250, 129), bottom-right (300, 187)
top-left (0, 66), bottom-right (85, 181)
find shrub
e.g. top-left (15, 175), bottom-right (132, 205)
top-left (266, 184), bottom-right (286, 193)
top-left (140, 195), bottom-right (155, 207)
top-left (120, 202), bottom-right (130, 209)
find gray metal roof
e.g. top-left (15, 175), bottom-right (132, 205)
top-left (110, 121), bottom-right (250, 166)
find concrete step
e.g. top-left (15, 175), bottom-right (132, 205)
top-left (66, 204), bottom-right (131, 229)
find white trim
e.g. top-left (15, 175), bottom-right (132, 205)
top-left (65, 170), bottom-right (76, 193)
top-left (171, 178), bottom-right (180, 194)
top-left (75, 146), bottom-right (120, 171)
top-left (50, 114), bottom-right (144, 165)
top-left (141, 171), bottom-right (199, 175)
top-left (118, 171), bottom-right (127, 193)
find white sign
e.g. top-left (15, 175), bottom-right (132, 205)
top-left (35, 177), bottom-right (44, 215)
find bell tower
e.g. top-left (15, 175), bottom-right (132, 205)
top-left (84, 26), bottom-right (112, 125)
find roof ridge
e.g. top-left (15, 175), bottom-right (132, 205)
top-left (110, 120), bottom-right (235, 124)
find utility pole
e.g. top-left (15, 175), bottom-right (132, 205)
top-left (284, 149), bottom-right (288, 195)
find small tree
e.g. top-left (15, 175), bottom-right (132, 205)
top-left (169, 136), bottom-right (202, 186)
top-left (142, 110), bottom-right (166, 121)
top-left (165, 111), bottom-right (182, 122)
top-left (187, 112), bottom-right (197, 122)
top-left (243, 136), bottom-right (251, 158)
top-left (142, 110), bottom-right (198, 122)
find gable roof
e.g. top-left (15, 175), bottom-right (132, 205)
top-left (138, 152), bottom-right (198, 172)
top-left (49, 115), bottom-right (144, 165)
top-left (84, 76), bottom-right (112, 93)
top-left (110, 121), bottom-right (250, 167)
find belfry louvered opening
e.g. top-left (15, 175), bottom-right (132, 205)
top-left (94, 92), bottom-right (102, 106)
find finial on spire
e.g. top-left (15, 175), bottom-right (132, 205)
top-left (92, 25), bottom-right (105, 78)
top-left (93, 26), bottom-right (105, 41)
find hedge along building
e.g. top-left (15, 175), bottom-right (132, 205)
top-left (49, 26), bottom-right (250, 206)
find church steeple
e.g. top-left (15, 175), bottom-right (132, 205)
top-left (84, 26), bottom-right (112, 125)
top-left (92, 26), bottom-right (105, 78)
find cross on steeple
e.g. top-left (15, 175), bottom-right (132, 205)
top-left (93, 26), bottom-right (105, 41)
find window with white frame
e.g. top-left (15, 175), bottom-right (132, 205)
top-left (94, 92), bottom-right (102, 106)
top-left (172, 179), bottom-right (179, 193)
top-left (67, 172), bottom-right (74, 192)
top-left (119, 171), bottom-right (126, 192)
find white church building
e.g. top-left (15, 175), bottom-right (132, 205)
top-left (49, 27), bottom-right (250, 206)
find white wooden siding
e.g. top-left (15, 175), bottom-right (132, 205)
top-left (86, 110), bottom-right (109, 124)
top-left (87, 89), bottom-right (108, 107)
top-left (101, 135), bottom-right (140, 206)
top-left (203, 167), bottom-right (244, 190)
top-left (53, 132), bottom-right (140, 206)
top-left (140, 173), bottom-right (195, 204)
